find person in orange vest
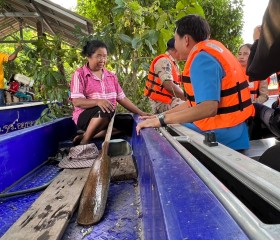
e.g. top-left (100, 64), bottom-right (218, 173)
top-left (144, 38), bottom-right (185, 114)
top-left (137, 15), bottom-right (255, 150)
top-left (0, 44), bottom-right (22, 106)
top-left (237, 43), bottom-right (268, 104)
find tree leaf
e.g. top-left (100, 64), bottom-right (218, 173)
top-left (156, 12), bottom-right (168, 30)
top-left (131, 37), bottom-right (142, 49)
top-left (119, 34), bottom-right (132, 43)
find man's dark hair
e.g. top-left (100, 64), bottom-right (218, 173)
top-left (81, 40), bottom-right (108, 57)
top-left (166, 38), bottom-right (175, 51)
top-left (175, 15), bottom-right (210, 42)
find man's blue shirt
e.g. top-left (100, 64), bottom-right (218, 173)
top-left (183, 51), bottom-right (250, 150)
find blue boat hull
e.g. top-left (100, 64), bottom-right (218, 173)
top-left (0, 117), bottom-right (76, 192)
top-left (0, 114), bottom-right (257, 239)
top-left (0, 102), bottom-right (48, 135)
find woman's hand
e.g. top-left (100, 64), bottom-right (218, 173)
top-left (138, 111), bottom-right (152, 117)
top-left (97, 99), bottom-right (115, 113)
top-left (136, 117), bottom-right (160, 135)
top-left (139, 114), bottom-right (156, 120)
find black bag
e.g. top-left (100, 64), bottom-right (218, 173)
top-left (246, 0), bottom-right (280, 80)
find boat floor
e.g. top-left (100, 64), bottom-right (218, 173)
top-left (0, 140), bottom-right (142, 239)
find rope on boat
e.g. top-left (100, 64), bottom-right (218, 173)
top-left (0, 150), bottom-right (67, 199)
top-left (0, 180), bottom-right (53, 198)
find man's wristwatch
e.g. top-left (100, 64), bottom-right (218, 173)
top-left (157, 113), bottom-right (167, 127)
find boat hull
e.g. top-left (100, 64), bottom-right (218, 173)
top-left (0, 102), bottom-right (48, 135)
top-left (4, 114), bottom-right (278, 239)
top-left (0, 117), bottom-right (76, 192)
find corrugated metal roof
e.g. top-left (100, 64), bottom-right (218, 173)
top-left (0, 0), bottom-right (93, 45)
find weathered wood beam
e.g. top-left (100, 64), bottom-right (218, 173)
top-left (30, 1), bottom-right (55, 35)
top-left (0, 12), bottom-right (39, 17)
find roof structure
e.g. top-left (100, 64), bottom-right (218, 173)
top-left (0, 0), bottom-right (93, 46)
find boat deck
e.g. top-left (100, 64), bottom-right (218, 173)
top-left (0, 140), bottom-right (142, 239)
top-left (2, 115), bottom-right (279, 239)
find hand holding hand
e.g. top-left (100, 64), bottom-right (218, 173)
top-left (138, 111), bottom-right (152, 117)
top-left (97, 99), bottom-right (114, 113)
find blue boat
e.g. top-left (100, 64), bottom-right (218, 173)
top-left (0, 114), bottom-right (279, 239)
top-left (0, 101), bottom-right (48, 135)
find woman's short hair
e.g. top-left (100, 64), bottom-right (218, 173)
top-left (175, 15), bottom-right (210, 42)
top-left (81, 40), bottom-right (108, 57)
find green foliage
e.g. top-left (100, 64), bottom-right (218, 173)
top-left (1, 34), bottom-right (35, 85)
top-left (0, 29), bottom-right (83, 123)
top-left (21, 35), bottom-right (83, 121)
top-left (76, 0), bottom-right (204, 112)
top-left (75, 0), bottom-right (244, 112)
top-left (0, 0), bottom-right (8, 11)
top-left (198, 0), bottom-right (244, 54)
top-left (0, 0), bottom-right (245, 122)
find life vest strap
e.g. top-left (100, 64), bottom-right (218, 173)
top-left (250, 89), bottom-right (259, 94)
top-left (145, 86), bottom-right (173, 99)
top-left (181, 76), bottom-right (191, 83)
top-left (185, 93), bottom-right (195, 102)
top-left (146, 78), bottom-right (161, 87)
top-left (220, 81), bottom-right (249, 97)
top-left (149, 71), bottom-right (159, 78)
top-left (217, 98), bottom-right (252, 114)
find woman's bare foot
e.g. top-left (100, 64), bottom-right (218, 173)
top-left (73, 128), bottom-right (122, 146)
top-left (92, 128), bottom-right (122, 139)
top-left (73, 134), bottom-right (84, 146)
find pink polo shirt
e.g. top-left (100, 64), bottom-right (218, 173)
top-left (70, 64), bottom-right (126, 124)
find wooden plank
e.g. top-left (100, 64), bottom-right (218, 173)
top-left (111, 155), bottom-right (137, 181)
top-left (2, 168), bottom-right (90, 240)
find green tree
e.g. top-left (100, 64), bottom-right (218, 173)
top-left (0, 30), bottom-right (81, 122)
top-left (21, 34), bottom-right (82, 122)
top-left (0, 0), bottom-right (245, 120)
top-left (1, 30), bottom-right (38, 81)
top-left (198, 0), bottom-right (244, 54)
top-left (76, 0), bottom-right (204, 111)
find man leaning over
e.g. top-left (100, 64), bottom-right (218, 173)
top-left (137, 15), bottom-right (255, 151)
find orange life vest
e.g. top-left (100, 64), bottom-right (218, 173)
top-left (248, 80), bottom-right (260, 101)
top-left (242, 67), bottom-right (260, 101)
top-left (144, 53), bottom-right (181, 104)
top-left (182, 40), bottom-right (255, 131)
